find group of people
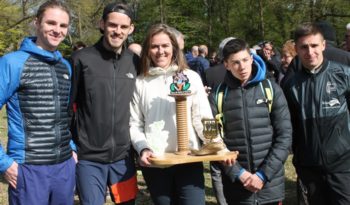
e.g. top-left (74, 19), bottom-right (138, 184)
top-left (1, 1), bottom-right (350, 205)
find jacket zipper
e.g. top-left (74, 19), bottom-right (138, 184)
top-left (311, 74), bottom-right (325, 170)
top-left (242, 87), bottom-right (253, 171)
top-left (111, 58), bottom-right (117, 162)
top-left (50, 65), bottom-right (61, 163)
top-left (243, 87), bottom-right (259, 204)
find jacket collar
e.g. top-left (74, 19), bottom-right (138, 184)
top-left (95, 37), bottom-right (127, 59)
top-left (19, 37), bottom-right (63, 64)
top-left (148, 64), bottom-right (179, 76)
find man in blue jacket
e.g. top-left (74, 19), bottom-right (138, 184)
top-left (0, 1), bottom-right (76, 204)
top-left (284, 22), bottom-right (350, 205)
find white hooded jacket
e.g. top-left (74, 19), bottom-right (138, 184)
top-left (130, 65), bottom-right (213, 156)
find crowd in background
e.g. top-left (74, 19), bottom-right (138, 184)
top-left (2, 1), bottom-right (350, 205)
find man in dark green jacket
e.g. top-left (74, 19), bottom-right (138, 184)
top-left (284, 22), bottom-right (350, 205)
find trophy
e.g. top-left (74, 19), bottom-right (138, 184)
top-left (169, 71), bottom-right (192, 155)
top-left (149, 72), bottom-right (238, 166)
top-left (191, 118), bottom-right (227, 156)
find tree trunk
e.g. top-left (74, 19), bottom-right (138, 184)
top-left (159, 0), bottom-right (164, 23)
top-left (258, 0), bottom-right (265, 40)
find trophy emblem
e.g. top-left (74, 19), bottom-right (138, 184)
top-left (202, 118), bottom-right (219, 141)
top-left (191, 118), bottom-right (227, 156)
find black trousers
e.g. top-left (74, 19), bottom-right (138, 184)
top-left (297, 167), bottom-right (350, 205)
top-left (141, 162), bottom-right (205, 205)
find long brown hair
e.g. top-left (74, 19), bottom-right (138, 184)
top-left (140, 24), bottom-right (187, 76)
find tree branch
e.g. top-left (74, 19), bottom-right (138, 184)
top-left (1, 15), bottom-right (34, 32)
top-left (318, 13), bottom-right (350, 19)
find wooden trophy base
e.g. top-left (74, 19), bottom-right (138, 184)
top-left (149, 151), bottom-right (238, 167)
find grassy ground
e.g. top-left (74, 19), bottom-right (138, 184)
top-left (0, 108), bottom-right (297, 204)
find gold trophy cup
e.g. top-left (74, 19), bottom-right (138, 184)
top-left (191, 118), bottom-right (227, 156)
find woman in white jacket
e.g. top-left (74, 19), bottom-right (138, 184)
top-left (129, 24), bottom-right (212, 205)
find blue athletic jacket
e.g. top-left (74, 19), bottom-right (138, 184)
top-left (0, 37), bottom-right (75, 173)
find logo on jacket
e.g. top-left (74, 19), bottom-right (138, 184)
top-left (63, 74), bottom-right (69, 80)
top-left (326, 82), bottom-right (337, 94)
top-left (126, 73), bottom-right (134, 79)
top-left (322, 98), bottom-right (340, 108)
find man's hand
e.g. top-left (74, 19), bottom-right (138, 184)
top-left (239, 170), bottom-right (252, 185)
top-left (139, 149), bottom-right (154, 167)
top-left (4, 162), bottom-right (19, 189)
top-left (204, 86), bottom-right (212, 95)
top-left (243, 174), bottom-right (264, 193)
top-left (72, 151), bottom-right (78, 163)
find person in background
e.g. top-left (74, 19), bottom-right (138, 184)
top-left (129, 23), bottom-right (227, 205)
top-left (128, 42), bottom-right (142, 56)
top-left (70, 2), bottom-right (139, 205)
top-left (257, 41), bottom-right (281, 81)
top-left (169, 26), bottom-right (185, 51)
top-left (278, 40), bottom-right (296, 84)
top-left (209, 38), bottom-right (292, 205)
top-left (209, 51), bottom-right (218, 66)
top-left (0, 1), bottom-right (76, 204)
top-left (315, 21), bottom-right (350, 65)
top-left (205, 37), bottom-right (235, 90)
top-left (284, 22), bottom-right (350, 205)
top-left (188, 44), bottom-right (210, 83)
top-left (73, 41), bottom-right (87, 51)
top-left (185, 45), bottom-right (199, 63)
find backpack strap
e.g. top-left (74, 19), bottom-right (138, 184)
top-left (215, 83), bottom-right (228, 138)
top-left (259, 79), bottom-right (274, 113)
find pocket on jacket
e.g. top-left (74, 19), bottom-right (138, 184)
top-left (324, 128), bottom-right (350, 164)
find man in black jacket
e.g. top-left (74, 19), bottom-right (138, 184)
top-left (70, 3), bottom-right (139, 205)
top-left (281, 21), bottom-right (350, 89)
top-left (284, 22), bottom-right (350, 205)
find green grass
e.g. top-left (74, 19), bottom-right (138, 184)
top-left (0, 108), bottom-right (297, 204)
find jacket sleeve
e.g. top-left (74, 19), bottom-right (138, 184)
top-left (208, 91), bottom-right (244, 182)
top-left (0, 55), bottom-right (22, 173)
top-left (129, 79), bottom-right (150, 155)
top-left (69, 54), bottom-right (81, 107)
top-left (69, 54), bottom-right (82, 144)
top-left (189, 70), bottom-right (215, 143)
top-left (259, 81), bottom-right (292, 181)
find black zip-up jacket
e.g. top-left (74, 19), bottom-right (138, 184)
top-left (209, 72), bottom-right (292, 204)
top-left (70, 38), bottom-right (139, 163)
top-left (284, 59), bottom-right (350, 173)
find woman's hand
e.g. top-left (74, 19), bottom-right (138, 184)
top-left (139, 149), bottom-right (154, 167)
